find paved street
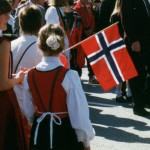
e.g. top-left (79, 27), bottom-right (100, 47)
top-left (81, 67), bottom-right (150, 150)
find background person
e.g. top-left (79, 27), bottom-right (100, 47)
top-left (120, 0), bottom-right (150, 116)
top-left (13, 0), bottom-right (45, 36)
top-left (11, 5), bottom-right (43, 148)
top-left (0, 0), bottom-right (27, 149)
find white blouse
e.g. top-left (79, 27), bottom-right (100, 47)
top-left (23, 56), bottom-right (95, 147)
top-left (11, 34), bottom-right (42, 113)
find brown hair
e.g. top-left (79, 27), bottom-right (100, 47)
top-left (18, 5), bottom-right (42, 35)
top-left (0, 0), bottom-right (12, 15)
top-left (48, 0), bottom-right (68, 6)
top-left (38, 24), bottom-right (65, 56)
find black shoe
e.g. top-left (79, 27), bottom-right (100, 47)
top-left (133, 108), bottom-right (150, 116)
top-left (145, 103), bottom-right (150, 109)
top-left (88, 77), bottom-right (99, 85)
top-left (126, 96), bottom-right (133, 103)
top-left (116, 96), bottom-right (128, 103)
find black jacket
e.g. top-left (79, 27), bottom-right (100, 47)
top-left (120, 0), bottom-right (150, 43)
top-left (98, 0), bottom-right (116, 30)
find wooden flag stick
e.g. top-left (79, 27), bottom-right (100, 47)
top-left (63, 22), bottom-right (118, 53)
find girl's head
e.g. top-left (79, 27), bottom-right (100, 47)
top-left (0, 0), bottom-right (11, 31)
top-left (38, 24), bottom-right (65, 56)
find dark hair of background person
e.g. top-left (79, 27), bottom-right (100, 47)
top-left (0, 0), bottom-right (12, 15)
top-left (0, 0), bottom-right (13, 41)
top-left (48, 0), bottom-right (68, 6)
top-left (18, 5), bottom-right (42, 35)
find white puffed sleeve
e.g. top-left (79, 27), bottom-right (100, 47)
top-left (45, 6), bottom-right (60, 25)
top-left (62, 70), bottom-right (95, 147)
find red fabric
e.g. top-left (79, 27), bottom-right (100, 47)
top-left (67, 20), bottom-right (85, 68)
top-left (73, 2), bottom-right (95, 68)
top-left (59, 53), bottom-right (69, 68)
top-left (0, 37), bottom-right (27, 150)
top-left (22, 116), bottom-right (31, 150)
top-left (0, 89), bottom-right (27, 150)
top-left (73, 1), bottom-right (95, 32)
top-left (66, 17), bottom-right (85, 68)
top-left (75, 46), bottom-right (86, 68)
top-left (81, 24), bottom-right (138, 91)
top-left (28, 67), bottom-right (68, 118)
top-left (58, 9), bottom-right (85, 68)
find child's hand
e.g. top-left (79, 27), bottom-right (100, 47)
top-left (20, 67), bottom-right (29, 73)
top-left (15, 70), bottom-right (26, 84)
top-left (132, 41), bottom-right (141, 52)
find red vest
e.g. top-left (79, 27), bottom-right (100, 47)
top-left (28, 66), bottom-right (69, 118)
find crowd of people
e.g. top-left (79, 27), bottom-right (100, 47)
top-left (0, 0), bottom-right (150, 149)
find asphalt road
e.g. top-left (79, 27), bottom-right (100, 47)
top-left (81, 67), bottom-right (150, 150)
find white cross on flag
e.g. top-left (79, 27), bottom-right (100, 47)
top-left (81, 23), bottom-right (138, 91)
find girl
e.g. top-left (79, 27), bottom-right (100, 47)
top-left (0, 0), bottom-right (27, 149)
top-left (23, 24), bottom-right (95, 150)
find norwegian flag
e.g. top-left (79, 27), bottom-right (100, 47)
top-left (81, 23), bottom-right (138, 91)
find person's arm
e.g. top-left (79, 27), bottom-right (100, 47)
top-left (120, 0), bottom-right (138, 43)
top-left (0, 39), bottom-right (25, 91)
top-left (62, 70), bottom-right (95, 148)
top-left (98, 0), bottom-right (116, 30)
top-left (120, 0), bottom-right (141, 52)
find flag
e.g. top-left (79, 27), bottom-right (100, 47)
top-left (81, 23), bottom-right (138, 91)
top-left (59, 53), bottom-right (69, 68)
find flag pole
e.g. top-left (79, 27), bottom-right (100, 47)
top-left (63, 22), bottom-right (118, 53)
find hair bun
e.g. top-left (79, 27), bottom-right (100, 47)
top-left (46, 35), bottom-right (60, 50)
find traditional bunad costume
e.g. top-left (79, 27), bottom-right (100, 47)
top-left (0, 31), bottom-right (27, 150)
top-left (23, 56), bottom-right (95, 150)
top-left (73, 1), bottom-right (95, 37)
top-left (74, 1), bottom-right (97, 81)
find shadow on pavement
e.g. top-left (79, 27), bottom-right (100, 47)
top-left (89, 106), bottom-right (150, 144)
top-left (81, 79), bottom-right (150, 144)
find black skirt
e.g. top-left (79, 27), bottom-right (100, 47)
top-left (30, 116), bottom-right (84, 150)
